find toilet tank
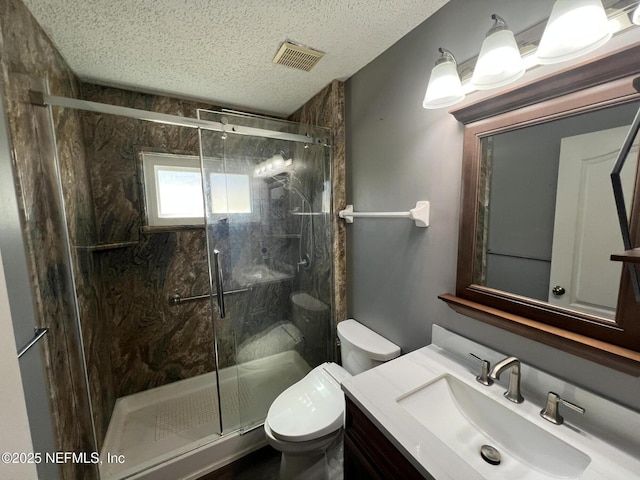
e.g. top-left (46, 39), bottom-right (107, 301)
top-left (291, 292), bottom-right (329, 367)
top-left (337, 319), bottom-right (401, 375)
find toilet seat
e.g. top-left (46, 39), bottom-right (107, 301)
top-left (264, 420), bottom-right (341, 455)
top-left (266, 362), bottom-right (349, 442)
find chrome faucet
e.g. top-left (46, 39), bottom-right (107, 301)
top-left (489, 356), bottom-right (524, 403)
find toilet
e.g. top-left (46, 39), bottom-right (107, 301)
top-left (264, 319), bottom-right (401, 480)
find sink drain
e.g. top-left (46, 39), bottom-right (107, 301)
top-left (480, 445), bottom-right (501, 466)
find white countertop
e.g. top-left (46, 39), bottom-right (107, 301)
top-left (341, 325), bottom-right (640, 480)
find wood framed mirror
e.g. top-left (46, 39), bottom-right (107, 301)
top-left (440, 41), bottom-right (640, 374)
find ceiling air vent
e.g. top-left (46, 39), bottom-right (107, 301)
top-left (273, 42), bottom-right (324, 72)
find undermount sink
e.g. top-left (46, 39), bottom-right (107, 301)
top-left (397, 374), bottom-right (591, 479)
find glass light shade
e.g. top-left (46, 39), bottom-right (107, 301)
top-left (423, 54), bottom-right (464, 109)
top-left (633, 5), bottom-right (640, 25)
top-left (536, 0), bottom-right (612, 65)
top-left (471, 28), bottom-right (524, 90)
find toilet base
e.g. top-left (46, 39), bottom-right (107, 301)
top-left (265, 423), bottom-right (343, 480)
top-left (279, 434), bottom-right (343, 480)
top-left (279, 451), bottom-right (325, 480)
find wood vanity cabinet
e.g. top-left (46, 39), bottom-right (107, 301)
top-left (344, 397), bottom-right (429, 480)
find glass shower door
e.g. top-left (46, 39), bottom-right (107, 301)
top-left (198, 110), bottom-right (332, 433)
top-left (197, 125), bottom-right (241, 434)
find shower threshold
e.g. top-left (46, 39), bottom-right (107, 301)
top-left (100, 350), bottom-right (310, 480)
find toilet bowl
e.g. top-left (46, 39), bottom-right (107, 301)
top-left (264, 363), bottom-right (347, 480)
top-left (265, 319), bottom-right (401, 479)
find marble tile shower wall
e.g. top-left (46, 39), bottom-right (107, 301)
top-left (0, 0), bottom-right (98, 477)
top-left (80, 85), bottom-right (220, 401)
top-left (289, 81), bottom-right (347, 335)
top-left (80, 83), bottom-right (344, 398)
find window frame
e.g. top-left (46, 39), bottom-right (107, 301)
top-left (140, 151), bottom-right (259, 228)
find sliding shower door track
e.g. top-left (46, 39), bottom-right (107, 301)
top-left (29, 90), bottom-right (330, 145)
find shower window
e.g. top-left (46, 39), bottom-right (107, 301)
top-left (141, 152), bottom-right (257, 226)
top-left (209, 173), bottom-right (251, 214)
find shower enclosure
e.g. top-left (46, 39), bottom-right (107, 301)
top-left (197, 110), bottom-right (333, 436)
top-left (39, 90), bottom-right (333, 479)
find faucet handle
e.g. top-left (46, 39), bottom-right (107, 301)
top-left (469, 353), bottom-right (494, 386)
top-left (540, 392), bottom-right (585, 425)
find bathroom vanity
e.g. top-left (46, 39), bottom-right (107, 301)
top-left (344, 397), bottom-right (424, 479)
top-left (341, 325), bottom-right (640, 479)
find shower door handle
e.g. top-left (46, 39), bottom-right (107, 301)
top-left (213, 249), bottom-right (226, 318)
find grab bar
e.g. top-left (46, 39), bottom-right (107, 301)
top-left (168, 288), bottom-right (249, 306)
top-left (17, 327), bottom-right (49, 359)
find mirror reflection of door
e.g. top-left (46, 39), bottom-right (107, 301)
top-left (480, 100), bottom-right (640, 321)
top-left (548, 126), bottom-right (638, 319)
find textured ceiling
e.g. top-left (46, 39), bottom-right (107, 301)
top-left (21, 0), bottom-right (449, 116)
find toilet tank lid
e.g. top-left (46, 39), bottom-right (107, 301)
top-left (337, 319), bottom-right (401, 361)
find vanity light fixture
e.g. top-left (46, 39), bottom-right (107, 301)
top-left (254, 151), bottom-right (293, 177)
top-left (422, 48), bottom-right (465, 109)
top-left (536, 0), bottom-right (612, 64)
top-left (471, 14), bottom-right (525, 90)
top-left (421, 0), bottom-right (636, 109)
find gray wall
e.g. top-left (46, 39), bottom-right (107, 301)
top-left (346, 0), bottom-right (640, 412)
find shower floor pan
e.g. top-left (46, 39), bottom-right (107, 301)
top-left (100, 350), bottom-right (310, 480)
